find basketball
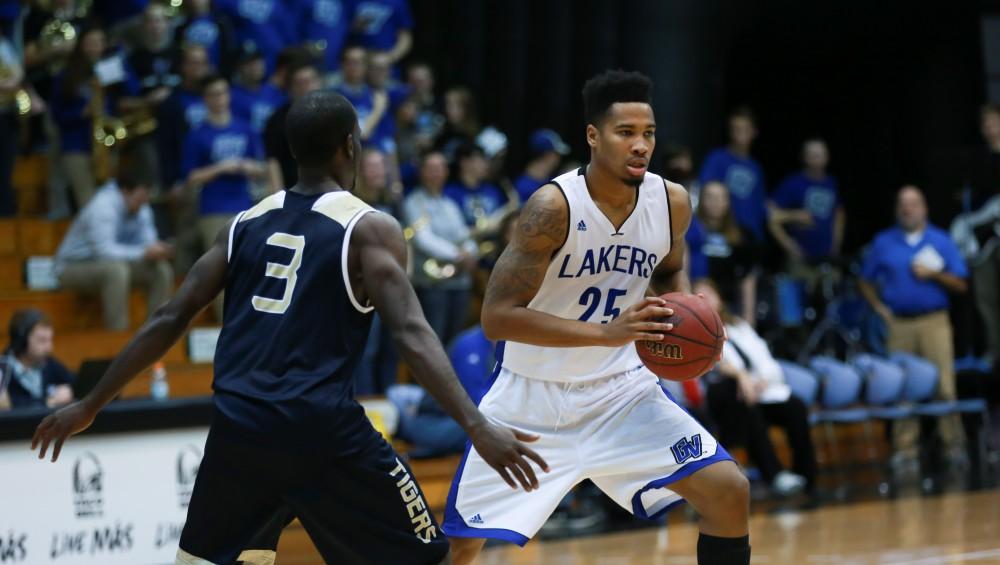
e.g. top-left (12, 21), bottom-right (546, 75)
top-left (635, 292), bottom-right (724, 382)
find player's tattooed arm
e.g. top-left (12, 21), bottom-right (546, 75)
top-left (483, 185), bottom-right (671, 347)
top-left (650, 180), bottom-right (693, 295)
top-left (33, 222), bottom-right (231, 462)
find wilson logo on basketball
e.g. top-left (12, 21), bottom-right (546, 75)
top-left (643, 341), bottom-right (683, 360)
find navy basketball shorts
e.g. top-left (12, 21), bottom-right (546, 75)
top-left (176, 423), bottom-right (449, 564)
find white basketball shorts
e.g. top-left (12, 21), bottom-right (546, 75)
top-left (442, 364), bottom-right (733, 545)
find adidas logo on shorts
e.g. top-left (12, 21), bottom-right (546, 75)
top-left (468, 514), bottom-right (484, 524)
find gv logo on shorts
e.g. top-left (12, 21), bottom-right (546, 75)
top-left (670, 434), bottom-right (703, 464)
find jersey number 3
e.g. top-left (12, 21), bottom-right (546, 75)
top-left (251, 233), bottom-right (305, 315)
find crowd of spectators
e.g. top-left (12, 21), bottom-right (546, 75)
top-left (0, 0), bottom-right (998, 519)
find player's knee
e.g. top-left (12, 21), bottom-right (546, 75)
top-left (448, 537), bottom-right (485, 565)
top-left (700, 463), bottom-right (750, 521)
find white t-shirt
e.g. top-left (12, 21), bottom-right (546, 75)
top-left (721, 319), bottom-right (792, 403)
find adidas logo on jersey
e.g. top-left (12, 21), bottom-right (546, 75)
top-left (468, 514), bottom-right (484, 524)
top-left (577, 220), bottom-right (588, 232)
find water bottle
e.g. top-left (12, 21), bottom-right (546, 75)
top-left (151, 362), bottom-right (169, 401)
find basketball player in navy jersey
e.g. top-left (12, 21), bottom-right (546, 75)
top-left (31, 91), bottom-right (547, 565)
top-left (444, 71), bottom-right (751, 564)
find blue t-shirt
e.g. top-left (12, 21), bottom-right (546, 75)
top-left (335, 82), bottom-right (397, 152)
top-left (771, 172), bottom-right (840, 259)
top-left (443, 181), bottom-right (507, 227)
top-left (50, 73), bottom-right (114, 153)
top-left (698, 147), bottom-right (767, 240)
top-left (177, 15), bottom-right (228, 68)
top-left (860, 225), bottom-right (968, 316)
top-left (350, 0), bottom-right (412, 51)
top-left (230, 83), bottom-right (286, 133)
top-left (367, 83), bottom-right (409, 154)
top-left (512, 173), bottom-right (547, 204)
top-left (295, 0), bottom-right (354, 71)
top-left (215, 0), bottom-right (295, 73)
top-left (181, 118), bottom-right (263, 215)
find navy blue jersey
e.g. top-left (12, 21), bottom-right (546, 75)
top-left (212, 189), bottom-right (380, 453)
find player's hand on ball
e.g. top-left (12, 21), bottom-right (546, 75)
top-left (468, 422), bottom-right (549, 492)
top-left (602, 297), bottom-right (674, 347)
top-left (31, 400), bottom-right (98, 462)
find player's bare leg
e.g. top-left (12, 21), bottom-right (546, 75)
top-left (449, 537), bottom-right (486, 565)
top-left (670, 460), bottom-right (751, 564)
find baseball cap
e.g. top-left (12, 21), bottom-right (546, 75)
top-left (529, 129), bottom-right (570, 157)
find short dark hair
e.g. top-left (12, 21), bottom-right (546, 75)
top-left (581, 70), bottom-right (653, 125)
top-left (729, 105), bottom-right (756, 125)
top-left (8, 308), bottom-right (49, 355)
top-left (454, 141), bottom-right (484, 163)
top-left (199, 73), bottom-right (227, 94)
top-left (286, 90), bottom-right (357, 167)
top-left (283, 60), bottom-right (320, 91)
top-left (275, 46), bottom-right (314, 73)
top-left (340, 43), bottom-right (366, 61)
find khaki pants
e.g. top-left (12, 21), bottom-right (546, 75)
top-left (887, 311), bottom-right (965, 454)
top-left (61, 152), bottom-right (96, 210)
top-left (199, 214), bottom-right (234, 322)
top-left (59, 259), bottom-right (174, 330)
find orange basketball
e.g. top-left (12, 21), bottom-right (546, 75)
top-left (635, 292), bottom-right (724, 382)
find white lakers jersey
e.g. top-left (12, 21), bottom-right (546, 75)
top-left (501, 167), bottom-right (673, 382)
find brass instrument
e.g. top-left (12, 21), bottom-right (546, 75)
top-left (403, 216), bottom-right (498, 281)
top-left (38, 18), bottom-right (77, 51)
top-left (0, 65), bottom-right (31, 116)
top-left (89, 76), bottom-right (119, 183)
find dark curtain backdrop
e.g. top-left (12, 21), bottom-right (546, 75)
top-left (409, 0), bottom-right (986, 253)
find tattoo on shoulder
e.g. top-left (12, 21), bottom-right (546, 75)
top-left (483, 188), bottom-right (567, 306)
top-left (516, 188), bottom-right (568, 254)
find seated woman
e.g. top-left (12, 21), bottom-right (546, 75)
top-left (693, 279), bottom-right (819, 498)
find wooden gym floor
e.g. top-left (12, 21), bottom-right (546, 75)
top-left (274, 488), bottom-right (1000, 564)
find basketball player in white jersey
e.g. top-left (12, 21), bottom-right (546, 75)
top-left (443, 71), bottom-right (751, 564)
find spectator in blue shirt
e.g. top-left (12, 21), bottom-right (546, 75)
top-left (859, 185), bottom-right (969, 465)
top-left (55, 172), bottom-right (175, 330)
top-left (334, 45), bottom-right (389, 147)
top-left (264, 60), bottom-right (322, 190)
top-left (350, 0), bottom-right (412, 66)
top-left (174, 0), bottom-right (238, 74)
top-left (157, 44), bottom-right (211, 190)
top-left (686, 181), bottom-right (761, 325)
top-left (770, 139), bottom-right (845, 265)
top-left (182, 74), bottom-right (267, 262)
top-left (444, 142), bottom-right (508, 230)
top-left (296, 0), bottom-right (354, 72)
top-left (50, 26), bottom-right (107, 210)
top-left (214, 0), bottom-right (295, 74)
top-left (512, 129), bottom-right (570, 204)
top-left (229, 46), bottom-right (286, 134)
top-left (1, 310), bottom-right (75, 410)
top-left (699, 107), bottom-right (767, 241)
